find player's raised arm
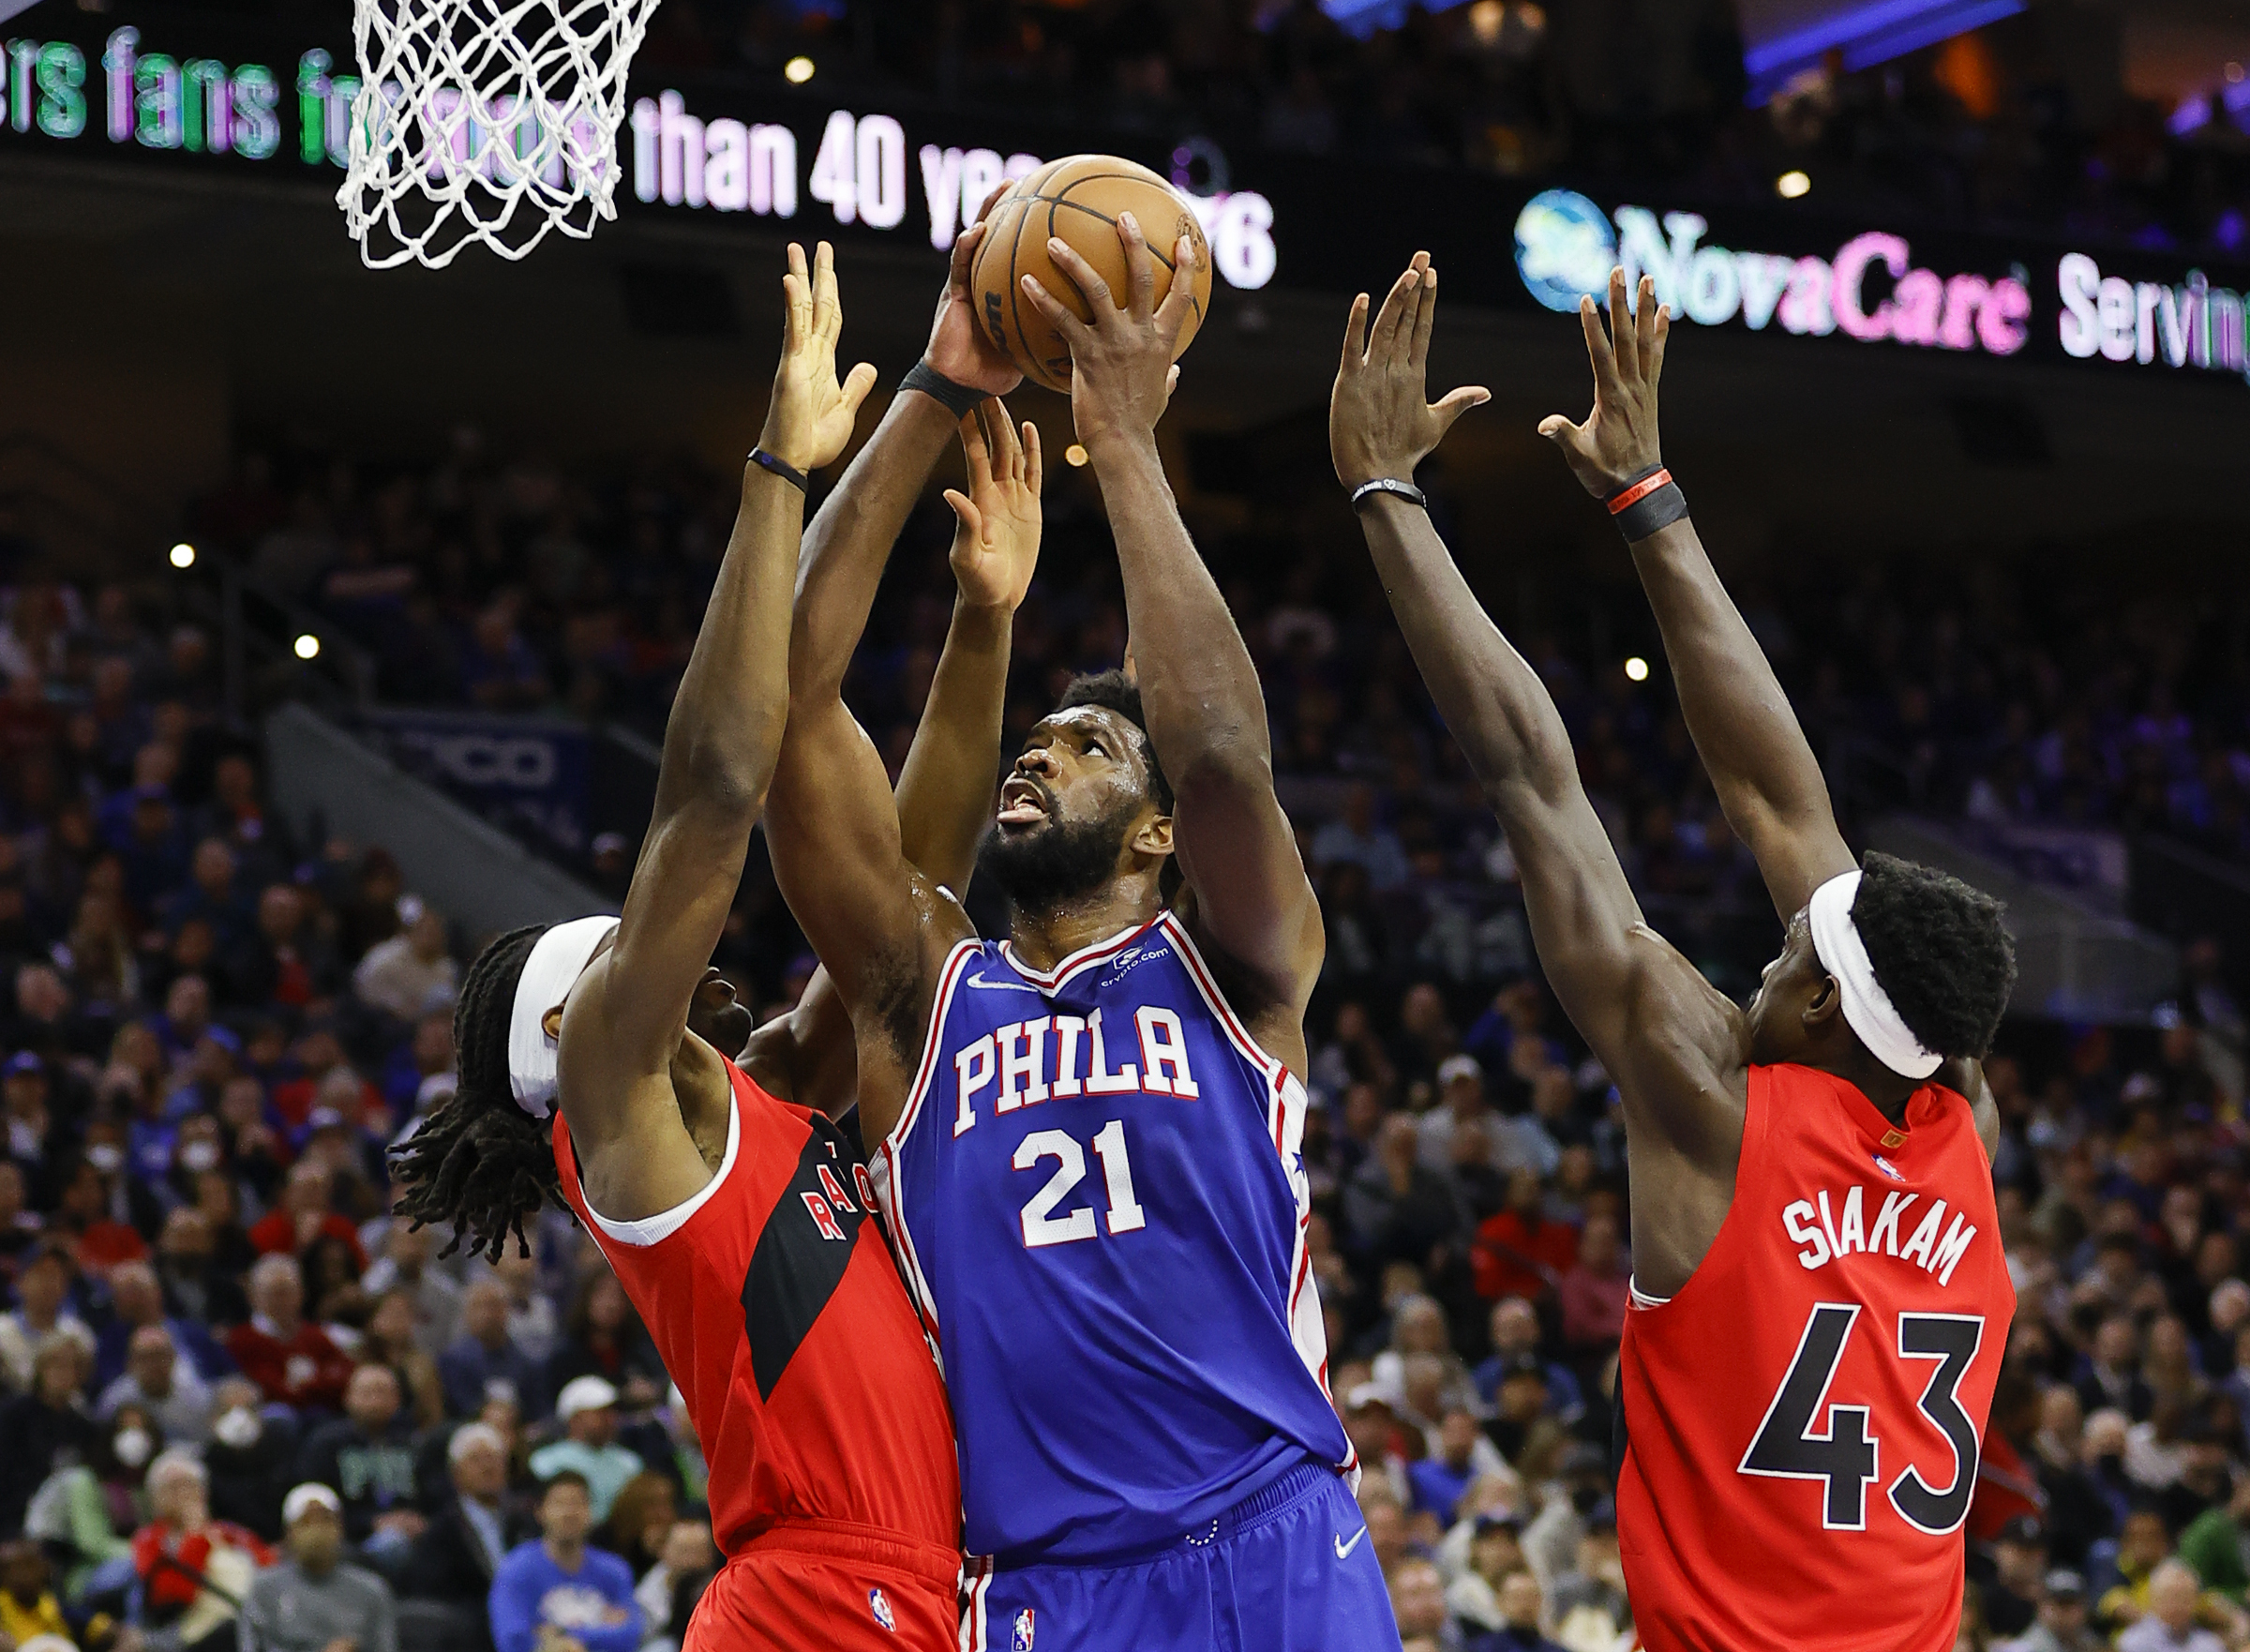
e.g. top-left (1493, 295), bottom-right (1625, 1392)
top-left (751, 404), bottom-right (1042, 1121)
top-left (762, 233), bottom-right (1023, 1140)
top-left (1541, 269), bottom-right (1853, 921)
top-left (559, 242), bottom-right (876, 1218)
top-left (1328, 256), bottom-right (1743, 1165)
top-left (1021, 218), bottom-right (1321, 1027)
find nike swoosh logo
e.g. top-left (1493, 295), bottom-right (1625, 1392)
top-left (964, 977), bottom-right (1042, 992)
top-left (1333, 1527), bottom-right (1368, 1560)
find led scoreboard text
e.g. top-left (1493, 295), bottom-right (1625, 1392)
top-left (6, 16), bottom-right (2249, 387)
top-left (1, 23), bottom-right (1278, 291)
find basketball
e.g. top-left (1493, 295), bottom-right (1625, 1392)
top-left (969, 155), bottom-right (1216, 394)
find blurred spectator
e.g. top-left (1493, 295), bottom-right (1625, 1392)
top-left (543, 1276), bottom-right (664, 1414)
top-left (350, 896), bottom-right (458, 1024)
top-left (1473, 1299), bottom-right (1582, 1423)
top-left (1408, 1407), bottom-right (1508, 1526)
top-left (1471, 1172), bottom-right (1575, 1303)
top-left (441, 1280), bottom-right (543, 1421)
top-left (1545, 1514), bottom-right (1630, 1649)
top-left (592, 1472), bottom-right (675, 1583)
top-left (488, 1471), bottom-right (640, 1652)
top-left (1986, 1516), bottom-right (2048, 1638)
top-left (0, 1333), bottom-right (98, 1535)
top-left (530, 1378), bottom-right (644, 1525)
top-left (1996, 1567), bottom-right (2099, 1652)
top-left (249, 1164), bottom-right (368, 1271)
top-left (0, 1246), bottom-right (93, 1390)
top-left (405, 1422), bottom-right (529, 1641)
top-left (293, 1364), bottom-right (423, 1558)
top-left (98, 1324), bottom-right (218, 1446)
top-left (632, 1519), bottom-right (713, 1652)
top-left (91, 1260), bottom-right (232, 1389)
top-left (132, 1449), bottom-right (274, 1649)
top-left (360, 1222), bottom-right (462, 1358)
top-left (2116, 1558), bottom-right (2228, 1652)
top-left (0, 1537), bottom-right (72, 1649)
top-left (1553, 1213), bottom-right (1628, 1355)
top-left (205, 1377), bottom-right (293, 1541)
top-left (1473, 1568), bottom-right (1568, 1652)
top-left (226, 1254), bottom-right (353, 1413)
top-left (240, 1482), bottom-right (398, 1652)
top-left (2179, 1467), bottom-right (2250, 1601)
top-left (1385, 1555), bottom-right (1450, 1648)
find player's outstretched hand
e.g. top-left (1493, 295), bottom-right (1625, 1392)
top-left (1019, 211), bottom-right (1192, 451)
top-left (1539, 266), bottom-right (1669, 499)
top-left (945, 398), bottom-right (1043, 613)
top-left (926, 187), bottom-right (1023, 397)
top-left (759, 241), bottom-right (879, 474)
top-left (1330, 250), bottom-right (1490, 490)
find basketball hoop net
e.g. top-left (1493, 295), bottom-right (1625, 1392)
top-left (338, 0), bottom-right (661, 269)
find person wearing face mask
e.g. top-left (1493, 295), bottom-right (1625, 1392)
top-left (205, 1377), bottom-right (293, 1542)
top-left (99, 1325), bottom-right (217, 1445)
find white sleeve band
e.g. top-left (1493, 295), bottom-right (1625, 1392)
top-left (1808, 871), bottom-right (1942, 1081)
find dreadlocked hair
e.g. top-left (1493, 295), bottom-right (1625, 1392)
top-left (1851, 851), bottom-right (2018, 1061)
top-left (1055, 669), bottom-right (1181, 900)
top-left (391, 923), bottom-right (570, 1263)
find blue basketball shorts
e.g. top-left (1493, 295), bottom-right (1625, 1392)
top-left (961, 1462), bottom-right (1402, 1652)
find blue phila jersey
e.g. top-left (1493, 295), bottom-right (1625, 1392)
top-left (868, 911), bottom-right (1353, 1565)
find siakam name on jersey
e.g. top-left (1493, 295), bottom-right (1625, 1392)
top-left (1782, 1186), bottom-right (1979, 1287)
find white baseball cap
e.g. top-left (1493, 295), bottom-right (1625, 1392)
top-left (282, 1482), bottom-right (342, 1525)
top-left (555, 1374), bottom-right (620, 1424)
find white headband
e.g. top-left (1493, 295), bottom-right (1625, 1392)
top-left (1807, 871), bottom-right (1942, 1081)
top-left (506, 916), bottom-right (619, 1119)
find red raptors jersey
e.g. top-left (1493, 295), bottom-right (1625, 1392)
top-left (1617, 1063), bottom-right (2015, 1652)
top-left (552, 1059), bottom-right (959, 1568)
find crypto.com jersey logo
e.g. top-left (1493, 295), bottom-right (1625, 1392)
top-left (1513, 188), bottom-right (2031, 361)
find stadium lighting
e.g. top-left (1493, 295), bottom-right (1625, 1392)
top-left (1065, 443), bottom-right (1089, 468)
top-left (784, 56), bottom-right (815, 84)
top-left (168, 543), bottom-right (196, 569)
top-left (1625, 656), bottom-right (1650, 683)
top-left (1777, 171), bottom-right (1812, 200)
top-left (293, 633), bottom-right (322, 661)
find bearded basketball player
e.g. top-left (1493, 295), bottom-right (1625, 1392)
top-left (1328, 256), bottom-right (2018, 1651)
top-left (392, 236), bottom-right (1042, 1651)
top-left (760, 218), bottom-right (1397, 1652)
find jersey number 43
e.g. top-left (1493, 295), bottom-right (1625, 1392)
top-left (1738, 1302), bottom-right (1985, 1535)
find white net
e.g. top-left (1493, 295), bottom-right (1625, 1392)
top-left (338, 0), bottom-right (662, 269)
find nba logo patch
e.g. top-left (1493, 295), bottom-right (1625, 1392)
top-left (1873, 1153), bottom-right (1904, 1181)
top-left (868, 1587), bottom-right (894, 1632)
top-left (1011, 1608), bottom-right (1036, 1651)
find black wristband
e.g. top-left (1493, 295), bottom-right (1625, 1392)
top-left (748, 448), bottom-right (809, 493)
top-left (901, 362), bottom-right (985, 419)
top-left (1605, 463), bottom-right (1688, 542)
top-left (1350, 477), bottom-right (1429, 512)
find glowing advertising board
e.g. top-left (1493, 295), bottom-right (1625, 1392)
top-left (4, 13), bottom-right (2247, 391)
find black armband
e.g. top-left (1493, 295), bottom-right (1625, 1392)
top-left (748, 448), bottom-right (809, 493)
top-left (900, 362), bottom-right (986, 419)
top-left (1606, 464), bottom-right (1688, 542)
top-left (1350, 477), bottom-right (1429, 512)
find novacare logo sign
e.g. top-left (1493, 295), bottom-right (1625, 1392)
top-left (1515, 188), bottom-right (2032, 360)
